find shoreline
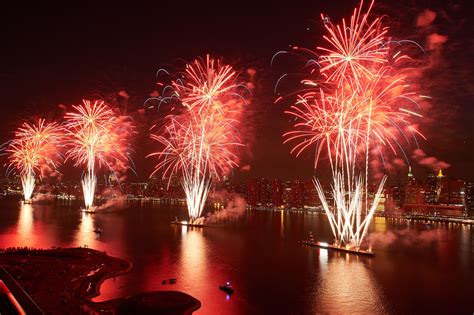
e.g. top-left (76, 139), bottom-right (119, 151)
top-left (0, 247), bottom-right (201, 314)
top-left (248, 207), bottom-right (474, 225)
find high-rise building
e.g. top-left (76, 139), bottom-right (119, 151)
top-left (437, 178), bottom-right (466, 207)
top-left (261, 179), bottom-right (271, 206)
top-left (425, 172), bottom-right (438, 204)
top-left (403, 166), bottom-right (426, 205)
top-left (271, 179), bottom-right (283, 207)
top-left (247, 178), bottom-right (271, 207)
top-left (303, 180), bottom-right (318, 207)
top-left (283, 181), bottom-right (293, 207)
top-left (291, 180), bottom-right (304, 208)
top-left (247, 178), bottom-right (262, 206)
top-left (384, 187), bottom-right (398, 212)
top-left (466, 182), bottom-right (474, 213)
top-left (404, 184), bottom-right (426, 205)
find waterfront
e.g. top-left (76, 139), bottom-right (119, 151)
top-left (0, 198), bottom-right (473, 314)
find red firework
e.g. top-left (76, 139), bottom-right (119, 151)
top-left (149, 55), bottom-right (246, 220)
top-left (64, 99), bottom-right (132, 208)
top-left (6, 119), bottom-right (63, 201)
top-left (282, 0), bottom-right (426, 248)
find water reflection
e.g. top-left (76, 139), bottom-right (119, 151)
top-left (318, 248), bottom-right (328, 269)
top-left (180, 229), bottom-right (208, 285)
top-left (177, 228), bottom-right (237, 313)
top-left (179, 229), bottom-right (211, 314)
top-left (76, 212), bottom-right (96, 248)
top-left (315, 255), bottom-right (386, 314)
top-left (18, 203), bottom-right (33, 240)
top-left (280, 210), bottom-right (285, 238)
top-left (0, 201), bottom-right (471, 314)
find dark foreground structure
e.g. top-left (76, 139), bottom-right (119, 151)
top-left (0, 247), bottom-right (200, 314)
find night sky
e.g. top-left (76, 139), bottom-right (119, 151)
top-left (1, 0), bottom-right (472, 182)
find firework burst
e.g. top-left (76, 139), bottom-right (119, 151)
top-left (6, 119), bottom-right (63, 202)
top-left (149, 55), bottom-right (246, 222)
top-left (283, 0), bottom-right (425, 249)
top-left (317, 0), bottom-right (389, 90)
top-left (65, 100), bottom-right (131, 210)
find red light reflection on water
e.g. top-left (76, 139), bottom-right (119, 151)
top-left (17, 204), bottom-right (33, 241)
top-left (2, 203), bottom-right (57, 248)
top-left (313, 252), bottom-right (386, 313)
top-left (75, 212), bottom-right (96, 248)
top-left (94, 225), bottom-right (241, 314)
top-left (176, 227), bottom-right (234, 314)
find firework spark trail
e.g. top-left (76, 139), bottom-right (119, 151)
top-left (149, 55), bottom-right (246, 222)
top-left (149, 113), bottom-right (242, 221)
top-left (172, 55), bottom-right (239, 115)
top-left (65, 100), bottom-right (131, 210)
top-left (317, 0), bottom-right (389, 90)
top-left (6, 119), bottom-right (63, 202)
top-left (283, 0), bottom-right (425, 248)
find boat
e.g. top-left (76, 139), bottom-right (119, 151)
top-left (171, 220), bottom-right (206, 228)
top-left (302, 240), bottom-right (375, 257)
top-left (81, 206), bottom-right (97, 214)
top-left (169, 278), bottom-right (177, 284)
top-left (219, 282), bottom-right (234, 294)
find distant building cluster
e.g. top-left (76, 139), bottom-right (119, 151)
top-left (244, 168), bottom-right (474, 217)
top-left (0, 169), bottom-right (472, 217)
top-left (0, 177), bottom-right (185, 202)
top-left (385, 168), bottom-right (472, 216)
top-left (246, 178), bottom-right (318, 209)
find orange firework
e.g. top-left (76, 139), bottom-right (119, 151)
top-left (7, 119), bottom-right (63, 202)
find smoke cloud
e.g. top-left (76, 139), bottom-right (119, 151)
top-left (411, 148), bottom-right (450, 171)
top-left (204, 196), bottom-right (246, 224)
top-left (426, 33), bottom-right (448, 51)
top-left (96, 188), bottom-right (128, 211)
top-left (32, 192), bottom-right (55, 203)
top-left (118, 90), bottom-right (130, 100)
top-left (416, 9), bottom-right (436, 27)
top-left (241, 164), bottom-right (251, 172)
top-left (367, 228), bottom-right (446, 247)
top-left (195, 192), bottom-right (247, 224)
top-left (369, 148), bottom-right (407, 181)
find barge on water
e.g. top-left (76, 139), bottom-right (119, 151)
top-left (171, 220), bottom-right (206, 228)
top-left (302, 240), bottom-right (375, 257)
top-left (81, 206), bottom-right (97, 214)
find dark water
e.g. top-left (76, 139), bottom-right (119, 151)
top-left (0, 198), bottom-right (473, 314)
